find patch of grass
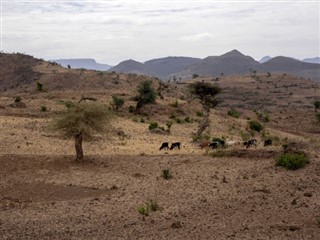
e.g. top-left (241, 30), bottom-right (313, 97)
top-left (196, 111), bottom-right (204, 117)
top-left (147, 199), bottom-right (161, 212)
top-left (14, 96), bottom-right (22, 103)
top-left (227, 109), bottom-right (240, 118)
top-left (161, 169), bottom-right (172, 180)
top-left (148, 122), bottom-right (158, 130)
top-left (40, 106), bottom-right (47, 112)
top-left (276, 153), bottom-right (309, 170)
top-left (138, 207), bottom-right (148, 216)
top-left (170, 99), bottom-right (179, 108)
top-left (248, 120), bottom-right (263, 132)
top-left (184, 116), bottom-right (192, 123)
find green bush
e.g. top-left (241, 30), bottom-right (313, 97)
top-left (147, 199), bottom-right (161, 212)
top-left (111, 95), bottom-right (124, 111)
top-left (148, 122), bottom-right (158, 130)
top-left (64, 101), bottom-right (74, 109)
top-left (184, 116), bottom-right (191, 123)
top-left (196, 111), bottom-right (204, 117)
top-left (36, 81), bottom-right (44, 92)
top-left (138, 207), bottom-right (148, 216)
top-left (161, 169), bottom-right (172, 180)
top-left (276, 153), bottom-right (309, 170)
top-left (14, 96), bottom-right (22, 103)
top-left (128, 105), bottom-right (135, 113)
top-left (248, 120), bottom-right (263, 132)
top-left (228, 109), bottom-right (240, 118)
top-left (40, 106), bottom-right (47, 112)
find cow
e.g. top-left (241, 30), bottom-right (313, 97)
top-left (209, 141), bottom-right (220, 149)
top-left (170, 142), bottom-right (181, 150)
top-left (243, 139), bottom-right (257, 148)
top-left (159, 142), bottom-right (169, 150)
top-left (264, 139), bottom-right (272, 147)
top-left (226, 140), bottom-right (241, 147)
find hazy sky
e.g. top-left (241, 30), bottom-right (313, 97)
top-left (1, 0), bottom-right (319, 65)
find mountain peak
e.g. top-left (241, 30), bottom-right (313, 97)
top-left (221, 49), bottom-right (244, 57)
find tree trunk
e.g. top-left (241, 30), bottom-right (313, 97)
top-left (196, 109), bottom-right (210, 137)
top-left (75, 132), bottom-right (84, 162)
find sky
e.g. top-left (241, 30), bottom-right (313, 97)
top-left (1, 0), bottom-right (319, 65)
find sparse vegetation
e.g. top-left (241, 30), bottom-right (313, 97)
top-left (138, 199), bottom-right (161, 217)
top-left (161, 169), bottom-right (172, 180)
top-left (135, 80), bottom-right (157, 112)
top-left (111, 95), bottom-right (124, 111)
top-left (40, 106), bottom-right (47, 112)
top-left (314, 100), bottom-right (320, 112)
top-left (138, 207), bottom-right (148, 216)
top-left (228, 108), bottom-right (240, 118)
top-left (36, 81), bottom-right (44, 92)
top-left (148, 122), bottom-right (158, 131)
top-left (14, 96), bottom-right (22, 103)
top-left (248, 120), bottom-right (263, 132)
top-left (189, 81), bottom-right (221, 137)
top-left (196, 111), bottom-right (204, 117)
top-left (51, 101), bottom-right (112, 162)
top-left (276, 153), bottom-right (309, 170)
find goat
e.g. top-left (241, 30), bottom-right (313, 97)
top-left (159, 142), bottom-right (169, 150)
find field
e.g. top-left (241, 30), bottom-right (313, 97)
top-left (0, 54), bottom-right (320, 239)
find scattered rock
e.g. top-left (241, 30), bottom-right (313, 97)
top-left (304, 192), bottom-right (312, 197)
top-left (288, 225), bottom-right (300, 231)
top-left (222, 176), bottom-right (228, 183)
top-left (291, 199), bottom-right (297, 205)
top-left (110, 185), bottom-right (118, 190)
top-left (171, 221), bottom-right (182, 229)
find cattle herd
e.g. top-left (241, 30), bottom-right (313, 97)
top-left (159, 139), bottom-right (273, 151)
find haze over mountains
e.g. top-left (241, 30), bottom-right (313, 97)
top-left (52, 58), bottom-right (112, 71)
top-left (109, 50), bottom-right (320, 81)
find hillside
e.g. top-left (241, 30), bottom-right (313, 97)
top-left (0, 53), bottom-right (320, 240)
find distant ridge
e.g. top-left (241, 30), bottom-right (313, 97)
top-left (302, 57), bottom-right (320, 64)
top-left (52, 58), bottom-right (112, 71)
top-left (108, 50), bottom-right (320, 81)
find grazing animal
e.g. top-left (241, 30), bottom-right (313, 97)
top-left (243, 139), bottom-right (257, 148)
top-left (209, 141), bottom-right (220, 149)
top-left (200, 141), bottom-right (210, 149)
top-left (264, 139), bottom-right (272, 147)
top-left (170, 142), bottom-right (181, 150)
top-left (159, 142), bottom-right (169, 150)
top-left (226, 140), bottom-right (240, 147)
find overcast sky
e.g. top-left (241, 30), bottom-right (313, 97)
top-left (1, 0), bottom-right (319, 65)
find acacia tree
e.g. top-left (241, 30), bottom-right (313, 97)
top-left (135, 80), bottom-right (157, 113)
top-left (52, 101), bottom-right (112, 162)
top-left (189, 81), bottom-right (221, 138)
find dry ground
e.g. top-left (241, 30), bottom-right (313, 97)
top-left (1, 56), bottom-right (320, 239)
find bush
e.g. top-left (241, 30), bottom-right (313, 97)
top-left (148, 122), bottom-right (158, 130)
top-left (111, 95), bottom-right (124, 111)
top-left (248, 120), bottom-right (263, 132)
top-left (135, 80), bottom-right (157, 111)
top-left (138, 207), bottom-right (148, 216)
top-left (196, 111), bottom-right (204, 117)
top-left (161, 169), bottom-right (172, 180)
top-left (40, 106), bottom-right (47, 112)
top-left (128, 105), bottom-right (135, 113)
top-left (316, 113), bottom-right (320, 123)
top-left (64, 101), bottom-right (74, 109)
top-left (276, 153), bottom-right (309, 170)
top-left (184, 116), bottom-right (191, 123)
top-left (36, 81), bottom-right (44, 92)
top-left (228, 109), bottom-right (240, 118)
top-left (170, 99), bottom-right (179, 108)
top-left (14, 96), bottom-right (22, 103)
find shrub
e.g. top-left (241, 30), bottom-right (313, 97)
top-left (170, 99), bottom-right (179, 108)
top-left (148, 122), bottom-right (158, 130)
top-left (36, 81), bottom-right (44, 92)
top-left (128, 105), bottom-right (135, 113)
top-left (161, 169), bottom-right (172, 180)
top-left (276, 153), bottom-right (309, 170)
top-left (14, 96), bottom-right (22, 103)
top-left (147, 199), bottom-right (161, 212)
top-left (175, 118), bottom-right (183, 124)
top-left (138, 207), bottom-right (148, 216)
top-left (192, 73), bottom-right (199, 78)
top-left (135, 80), bottom-right (157, 111)
top-left (248, 120), bottom-right (263, 132)
top-left (184, 116), bottom-right (191, 123)
top-left (228, 109), bottom-right (240, 118)
top-left (40, 106), bottom-right (47, 112)
top-left (111, 95), bottom-right (124, 111)
top-left (166, 121), bottom-right (173, 132)
top-left (316, 113), bottom-right (320, 123)
top-left (196, 111), bottom-right (204, 117)
top-left (64, 101), bottom-right (74, 109)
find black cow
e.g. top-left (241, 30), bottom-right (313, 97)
top-left (159, 142), bottom-right (169, 150)
top-left (209, 141), bottom-right (220, 149)
top-left (243, 139), bottom-right (257, 148)
top-left (170, 142), bottom-right (181, 150)
top-left (264, 139), bottom-right (272, 147)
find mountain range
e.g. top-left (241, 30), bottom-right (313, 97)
top-left (52, 58), bottom-right (112, 71)
top-left (109, 50), bottom-right (320, 81)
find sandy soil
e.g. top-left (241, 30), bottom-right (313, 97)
top-left (1, 152), bottom-right (319, 240)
